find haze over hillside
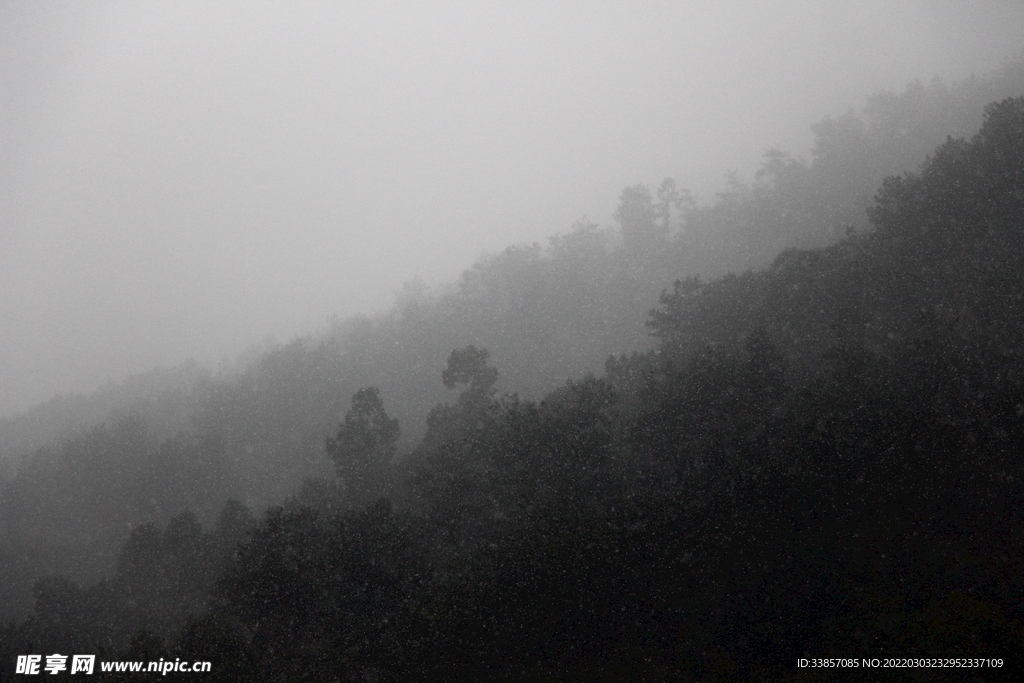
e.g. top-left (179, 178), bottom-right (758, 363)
top-left (1, 86), bottom-right (1023, 678)
top-left (2, 0), bottom-right (1024, 417)
top-left (3, 4), bottom-right (1024, 677)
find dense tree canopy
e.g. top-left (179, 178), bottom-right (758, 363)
top-left (2, 73), bottom-right (1024, 681)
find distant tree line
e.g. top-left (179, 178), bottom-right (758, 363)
top-left (3, 96), bottom-right (1024, 681)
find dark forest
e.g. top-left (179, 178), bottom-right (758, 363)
top-left (2, 62), bottom-right (1024, 681)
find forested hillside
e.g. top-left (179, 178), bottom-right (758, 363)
top-left (2, 65), bottom-right (1024, 680)
top-left (5, 61), bottom-right (1022, 471)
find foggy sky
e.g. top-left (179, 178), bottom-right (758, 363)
top-left (1, 0), bottom-right (1022, 417)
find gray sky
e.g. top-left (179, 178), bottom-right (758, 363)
top-left (1, 0), bottom-right (1022, 417)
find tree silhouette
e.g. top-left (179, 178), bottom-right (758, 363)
top-left (326, 387), bottom-right (399, 504)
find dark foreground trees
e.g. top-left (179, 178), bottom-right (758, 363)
top-left (4, 98), bottom-right (1024, 681)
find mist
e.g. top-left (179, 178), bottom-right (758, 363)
top-left (2, 0), bottom-right (1022, 416)
top-left (4, 2), bottom-right (1024, 675)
